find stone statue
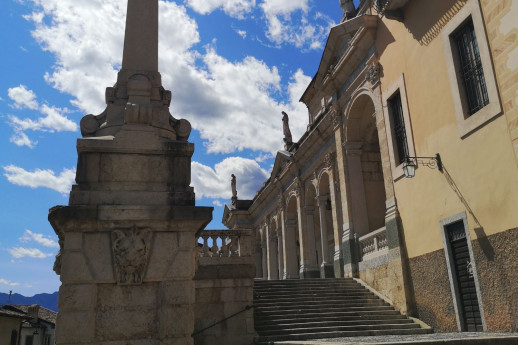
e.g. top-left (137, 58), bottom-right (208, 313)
top-left (340, 0), bottom-right (356, 19)
top-left (231, 174), bottom-right (238, 205)
top-left (231, 174), bottom-right (237, 198)
top-left (282, 111), bottom-right (293, 147)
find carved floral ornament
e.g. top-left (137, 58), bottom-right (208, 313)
top-left (329, 103), bottom-right (342, 128)
top-left (111, 226), bottom-right (152, 285)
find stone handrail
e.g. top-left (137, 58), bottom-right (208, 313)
top-left (196, 230), bottom-right (252, 258)
top-left (358, 226), bottom-right (388, 260)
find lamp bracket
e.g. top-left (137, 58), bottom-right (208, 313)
top-left (406, 153), bottom-right (442, 172)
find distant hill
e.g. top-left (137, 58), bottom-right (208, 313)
top-left (0, 291), bottom-right (58, 312)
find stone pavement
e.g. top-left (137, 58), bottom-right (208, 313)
top-left (273, 332), bottom-right (518, 345)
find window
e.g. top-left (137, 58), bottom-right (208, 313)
top-left (24, 335), bottom-right (33, 345)
top-left (387, 91), bottom-right (409, 165)
top-left (441, 0), bottom-right (501, 137)
top-left (451, 18), bottom-right (489, 117)
top-left (382, 74), bottom-right (416, 180)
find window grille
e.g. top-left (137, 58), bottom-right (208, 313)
top-left (452, 18), bottom-right (489, 116)
top-left (388, 91), bottom-right (409, 165)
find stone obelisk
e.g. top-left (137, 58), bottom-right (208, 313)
top-left (49, 0), bottom-right (212, 344)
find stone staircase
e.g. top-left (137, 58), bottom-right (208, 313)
top-left (253, 278), bottom-right (432, 344)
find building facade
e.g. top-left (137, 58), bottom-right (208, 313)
top-left (224, 0), bottom-right (518, 333)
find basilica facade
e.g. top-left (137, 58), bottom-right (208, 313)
top-left (224, 0), bottom-right (518, 334)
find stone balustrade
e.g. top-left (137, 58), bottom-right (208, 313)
top-left (197, 230), bottom-right (252, 258)
top-left (359, 227), bottom-right (388, 260)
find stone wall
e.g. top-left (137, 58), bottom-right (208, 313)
top-left (408, 228), bottom-right (518, 332)
top-left (193, 258), bottom-right (256, 345)
top-left (472, 228), bottom-right (518, 332)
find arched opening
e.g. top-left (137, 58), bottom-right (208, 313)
top-left (285, 196), bottom-right (300, 279)
top-left (346, 94), bottom-right (387, 237)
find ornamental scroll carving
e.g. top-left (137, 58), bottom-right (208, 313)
top-left (111, 227), bottom-right (152, 285)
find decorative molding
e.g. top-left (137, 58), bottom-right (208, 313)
top-left (111, 227), bottom-right (152, 285)
top-left (324, 152), bottom-right (336, 170)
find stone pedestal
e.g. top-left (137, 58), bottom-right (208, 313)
top-left (50, 205), bottom-right (211, 345)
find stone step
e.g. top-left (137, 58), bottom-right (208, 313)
top-left (255, 299), bottom-right (388, 309)
top-left (253, 279), bottom-right (430, 343)
top-left (254, 313), bottom-right (409, 326)
top-left (255, 304), bottom-right (393, 314)
top-left (254, 328), bottom-right (432, 343)
top-left (255, 308), bottom-right (402, 321)
top-left (255, 318), bottom-right (416, 332)
top-left (257, 322), bottom-right (422, 337)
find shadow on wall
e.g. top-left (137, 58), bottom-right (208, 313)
top-left (404, 0), bottom-right (468, 46)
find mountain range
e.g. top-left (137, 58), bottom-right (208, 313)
top-left (0, 291), bottom-right (58, 312)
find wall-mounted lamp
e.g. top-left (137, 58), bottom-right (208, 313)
top-left (403, 153), bottom-right (442, 178)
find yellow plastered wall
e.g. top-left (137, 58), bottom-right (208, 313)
top-left (376, 0), bottom-right (518, 259)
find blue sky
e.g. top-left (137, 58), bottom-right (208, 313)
top-left (0, 0), bottom-right (354, 296)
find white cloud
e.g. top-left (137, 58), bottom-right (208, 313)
top-left (9, 130), bottom-right (37, 148)
top-left (260, 0), bottom-right (308, 16)
top-left (8, 85), bottom-right (39, 110)
top-left (20, 230), bottom-right (60, 248)
top-left (8, 105), bottom-right (77, 133)
top-left (192, 157), bottom-right (269, 200)
top-left (236, 29), bottom-right (247, 39)
top-left (185, 0), bottom-right (255, 18)
top-left (3, 165), bottom-right (76, 195)
top-left (9, 247), bottom-right (53, 259)
top-left (6, 85), bottom-right (77, 146)
top-left (212, 200), bottom-right (223, 207)
top-left (22, 0), bottom-right (312, 154)
top-left (0, 278), bottom-right (20, 287)
top-left (260, 1), bottom-right (335, 49)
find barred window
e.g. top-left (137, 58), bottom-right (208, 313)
top-left (451, 18), bottom-right (489, 117)
top-left (388, 91), bottom-right (409, 165)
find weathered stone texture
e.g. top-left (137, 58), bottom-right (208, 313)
top-left (472, 228), bottom-right (518, 331)
top-left (408, 249), bottom-right (458, 332)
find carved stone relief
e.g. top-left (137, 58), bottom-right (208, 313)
top-left (111, 227), bottom-right (152, 285)
top-left (365, 62), bottom-right (381, 84)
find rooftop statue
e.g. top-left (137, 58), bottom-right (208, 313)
top-left (282, 111), bottom-right (293, 147)
top-left (340, 0), bottom-right (356, 20)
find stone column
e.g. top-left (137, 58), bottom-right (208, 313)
top-left (277, 228), bottom-right (285, 280)
top-left (331, 105), bottom-right (357, 278)
top-left (268, 231), bottom-right (279, 280)
top-left (261, 239), bottom-right (268, 280)
top-left (325, 154), bottom-right (343, 277)
top-left (317, 196), bottom-right (334, 278)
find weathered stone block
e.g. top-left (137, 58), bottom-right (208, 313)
top-left (158, 305), bottom-right (194, 337)
top-left (167, 249), bottom-right (195, 279)
top-left (83, 232), bottom-right (114, 281)
top-left (160, 280), bottom-right (195, 305)
top-left (58, 284), bottom-right (97, 311)
top-left (56, 311), bottom-right (95, 343)
top-left (61, 252), bottom-right (93, 283)
top-left (98, 283), bottom-right (158, 308)
top-left (96, 307), bottom-right (157, 341)
top-left (64, 232), bottom-right (83, 250)
top-left (146, 232), bottom-right (179, 280)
